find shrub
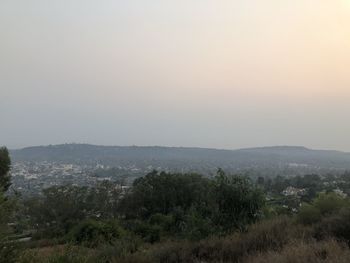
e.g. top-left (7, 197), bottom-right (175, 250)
top-left (67, 220), bottom-right (124, 247)
top-left (123, 220), bottom-right (161, 243)
top-left (314, 208), bottom-right (350, 243)
top-left (297, 192), bottom-right (350, 226)
top-left (297, 203), bottom-right (321, 225)
top-left (313, 192), bottom-right (349, 216)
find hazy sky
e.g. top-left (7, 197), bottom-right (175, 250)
top-left (1, 0), bottom-right (350, 150)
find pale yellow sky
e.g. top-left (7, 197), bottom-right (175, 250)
top-left (1, 0), bottom-right (350, 150)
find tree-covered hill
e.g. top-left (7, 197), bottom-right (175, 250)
top-left (10, 144), bottom-right (350, 173)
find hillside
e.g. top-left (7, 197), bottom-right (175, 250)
top-left (10, 144), bottom-right (350, 174)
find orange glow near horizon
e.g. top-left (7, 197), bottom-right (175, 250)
top-left (1, 0), bottom-right (350, 150)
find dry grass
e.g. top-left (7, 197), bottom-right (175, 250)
top-left (117, 216), bottom-right (313, 263)
top-left (247, 239), bottom-right (350, 263)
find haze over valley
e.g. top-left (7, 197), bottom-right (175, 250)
top-left (9, 143), bottom-right (350, 195)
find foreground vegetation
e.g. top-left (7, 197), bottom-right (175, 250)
top-left (2, 147), bottom-right (350, 262)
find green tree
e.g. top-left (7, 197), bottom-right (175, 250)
top-left (0, 147), bottom-right (16, 263)
top-left (213, 170), bottom-right (265, 231)
top-left (121, 170), bottom-right (265, 237)
top-left (297, 203), bottom-right (321, 225)
top-left (0, 147), bottom-right (11, 191)
top-left (297, 192), bottom-right (350, 226)
top-left (67, 219), bottom-right (124, 247)
top-left (121, 171), bottom-right (213, 219)
top-left (27, 182), bottom-right (122, 238)
top-left (313, 192), bottom-right (349, 216)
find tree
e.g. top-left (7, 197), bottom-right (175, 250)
top-left (297, 192), bottom-right (350, 226)
top-left (67, 219), bottom-right (124, 247)
top-left (27, 182), bottom-right (122, 238)
top-left (257, 176), bottom-right (265, 186)
top-left (297, 203), bottom-right (321, 225)
top-left (313, 192), bottom-right (349, 215)
top-left (0, 147), bottom-right (16, 263)
top-left (121, 171), bottom-right (213, 219)
top-left (0, 147), bottom-right (11, 191)
top-left (213, 170), bottom-right (265, 231)
top-left (121, 170), bottom-right (265, 237)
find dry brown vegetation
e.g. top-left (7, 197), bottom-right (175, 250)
top-left (115, 217), bottom-right (314, 263)
top-left (247, 240), bottom-right (350, 263)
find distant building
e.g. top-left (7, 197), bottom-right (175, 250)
top-left (333, 188), bottom-right (347, 198)
top-left (282, 186), bottom-right (307, 197)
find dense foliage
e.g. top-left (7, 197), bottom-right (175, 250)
top-left (0, 147), bottom-right (16, 263)
top-left (0, 147), bottom-right (11, 191)
top-left (121, 170), bottom-right (264, 239)
top-left (19, 170), bottom-right (264, 244)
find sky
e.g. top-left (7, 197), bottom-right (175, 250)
top-left (1, 0), bottom-right (350, 150)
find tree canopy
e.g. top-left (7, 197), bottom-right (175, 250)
top-left (0, 147), bottom-right (11, 191)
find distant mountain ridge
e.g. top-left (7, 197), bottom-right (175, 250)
top-left (10, 144), bottom-right (350, 175)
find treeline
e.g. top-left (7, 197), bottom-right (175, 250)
top-left (18, 169), bottom-right (265, 245)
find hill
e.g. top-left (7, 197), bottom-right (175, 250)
top-left (10, 144), bottom-right (350, 175)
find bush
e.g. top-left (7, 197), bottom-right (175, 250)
top-left (0, 242), bottom-right (19, 263)
top-left (297, 203), bottom-right (321, 225)
top-left (297, 192), bottom-right (350, 226)
top-left (313, 192), bottom-right (349, 216)
top-left (314, 208), bottom-right (350, 243)
top-left (67, 220), bottom-right (124, 247)
top-left (123, 220), bottom-right (161, 243)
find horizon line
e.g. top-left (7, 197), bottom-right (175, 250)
top-left (7, 143), bottom-right (349, 154)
